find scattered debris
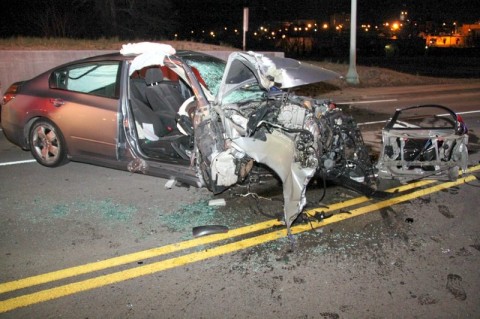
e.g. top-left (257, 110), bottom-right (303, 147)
top-left (165, 178), bottom-right (176, 189)
top-left (235, 192), bottom-right (272, 201)
top-left (127, 158), bottom-right (147, 174)
top-left (316, 211), bottom-right (333, 221)
top-left (208, 198), bottom-right (226, 206)
top-left (192, 225), bottom-right (229, 237)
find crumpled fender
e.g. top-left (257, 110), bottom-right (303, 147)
top-left (232, 130), bottom-right (315, 228)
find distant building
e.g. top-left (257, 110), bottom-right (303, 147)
top-left (462, 23), bottom-right (480, 47)
top-left (425, 23), bottom-right (480, 48)
top-left (425, 35), bottom-right (466, 48)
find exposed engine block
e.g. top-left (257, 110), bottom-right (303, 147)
top-left (276, 103), bottom-right (307, 129)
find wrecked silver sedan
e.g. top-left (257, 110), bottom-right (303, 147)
top-left (377, 104), bottom-right (468, 183)
top-left (181, 50), bottom-right (373, 231)
top-left (0, 42), bottom-right (376, 233)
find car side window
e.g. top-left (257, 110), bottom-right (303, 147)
top-left (50, 62), bottom-right (121, 99)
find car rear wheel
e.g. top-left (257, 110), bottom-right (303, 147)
top-left (29, 119), bottom-right (68, 167)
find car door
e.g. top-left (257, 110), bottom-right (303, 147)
top-left (48, 61), bottom-right (122, 160)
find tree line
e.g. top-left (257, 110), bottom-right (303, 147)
top-left (1, 0), bottom-right (177, 39)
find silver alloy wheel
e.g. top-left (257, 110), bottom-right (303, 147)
top-left (29, 120), bottom-right (67, 167)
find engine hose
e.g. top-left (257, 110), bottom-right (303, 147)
top-left (256, 120), bottom-right (313, 137)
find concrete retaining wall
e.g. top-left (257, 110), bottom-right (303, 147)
top-left (0, 50), bottom-right (284, 96)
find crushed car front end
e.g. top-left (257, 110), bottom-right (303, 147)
top-left (376, 104), bottom-right (468, 183)
top-left (193, 51), bottom-right (374, 231)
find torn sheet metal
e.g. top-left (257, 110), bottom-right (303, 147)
top-left (232, 131), bottom-right (315, 229)
top-left (376, 105), bottom-right (468, 183)
top-left (215, 51), bottom-right (340, 106)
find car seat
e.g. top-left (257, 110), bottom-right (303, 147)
top-left (144, 68), bottom-right (184, 115)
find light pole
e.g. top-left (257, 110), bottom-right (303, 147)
top-left (346, 0), bottom-right (360, 84)
top-left (243, 7), bottom-right (249, 51)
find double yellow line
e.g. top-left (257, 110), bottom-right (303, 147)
top-left (1, 166), bottom-right (478, 313)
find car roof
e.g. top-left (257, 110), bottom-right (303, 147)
top-left (70, 50), bottom-right (218, 64)
top-left (75, 52), bottom-right (131, 63)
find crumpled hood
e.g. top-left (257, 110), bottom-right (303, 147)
top-left (216, 51), bottom-right (340, 105)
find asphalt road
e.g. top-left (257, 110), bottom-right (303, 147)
top-left (1, 83), bottom-right (480, 318)
top-left (330, 82), bottom-right (480, 113)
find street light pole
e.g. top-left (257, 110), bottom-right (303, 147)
top-left (346, 0), bottom-right (360, 84)
top-left (243, 7), bottom-right (249, 51)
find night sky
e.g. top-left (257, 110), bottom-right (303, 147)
top-left (176, 0), bottom-right (479, 26)
top-left (0, 0), bottom-right (478, 38)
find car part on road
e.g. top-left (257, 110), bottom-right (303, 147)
top-left (164, 178), bottom-right (176, 189)
top-left (377, 105), bottom-right (468, 183)
top-left (192, 225), bottom-right (229, 238)
top-left (208, 198), bottom-right (226, 206)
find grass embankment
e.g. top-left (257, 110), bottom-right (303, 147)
top-left (0, 36), bottom-right (235, 51)
top-left (305, 60), bottom-right (473, 89)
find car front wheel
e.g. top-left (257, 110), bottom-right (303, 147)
top-left (29, 119), bottom-right (68, 167)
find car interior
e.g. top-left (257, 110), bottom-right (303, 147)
top-left (128, 65), bottom-right (194, 161)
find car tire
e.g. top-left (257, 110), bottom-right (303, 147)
top-left (29, 119), bottom-right (68, 167)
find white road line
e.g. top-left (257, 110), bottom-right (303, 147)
top-left (336, 99), bottom-right (398, 105)
top-left (0, 159), bottom-right (37, 167)
top-left (440, 110), bottom-right (480, 116)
